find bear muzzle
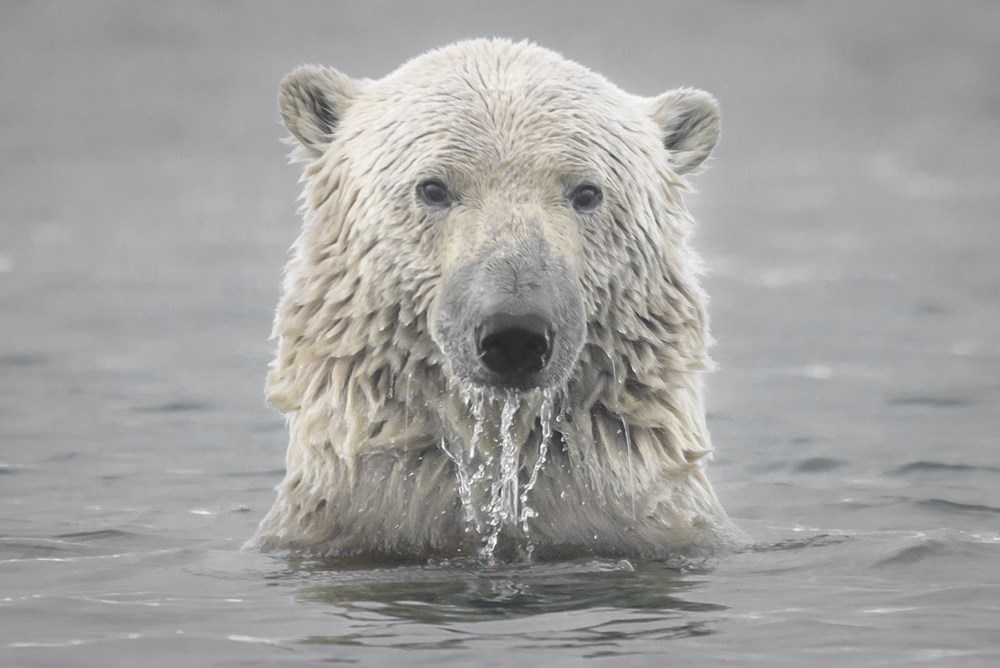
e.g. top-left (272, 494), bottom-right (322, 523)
top-left (433, 241), bottom-right (585, 392)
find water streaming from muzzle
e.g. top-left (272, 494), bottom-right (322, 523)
top-left (439, 392), bottom-right (487, 534)
top-left (519, 392), bottom-right (553, 561)
top-left (439, 388), bottom-right (558, 562)
top-left (481, 396), bottom-right (520, 559)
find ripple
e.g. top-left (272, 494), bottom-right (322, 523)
top-left (872, 539), bottom-right (952, 568)
top-left (749, 533), bottom-right (853, 553)
top-left (40, 451), bottom-right (79, 463)
top-left (869, 532), bottom-right (1000, 573)
top-left (918, 498), bottom-right (1000, 516)
top-left (886, 395), bottom-right (971, 408)
top-left (133, 399), bottom-right (214, 413)
top-left (891, 461), bottom-right (1000, 476)
top-left (791, 457), bottom-right (845, 473)
top-left (0, 352), bottom-right (47, 368)
top-left (0, 530), bottom-right (150, 561)
top-left (54, 529), bottom-right (137, 542)
top-left (284, 559), bottom-right (724, 623)
top-left (0, 538), bottom-right (83, 560)
top-left (221, 468), bottom-right (286, 479)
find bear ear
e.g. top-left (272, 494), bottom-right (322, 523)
top-left (649, 88), bottom-right (721, 175)
top-left (279, 65), bottom-right (363, 158)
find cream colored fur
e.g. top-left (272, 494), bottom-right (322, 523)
top-left (248, 39), bottom-right (737, 561)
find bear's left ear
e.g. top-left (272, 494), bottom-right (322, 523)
top-left (649, 88), bottom-right (721, 175)
top-left (279, 64), bottom-right (364, 159)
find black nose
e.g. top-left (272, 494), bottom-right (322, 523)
top-left (476, 313), bottom-right (553, 380)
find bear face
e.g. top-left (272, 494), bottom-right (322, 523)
top-left (254, 39), bottom-right (733, 561)
top-left (277, 40), bottom-right (719, 396)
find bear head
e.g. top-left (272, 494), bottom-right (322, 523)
top-left (273, 39), bottom-right (720, 401)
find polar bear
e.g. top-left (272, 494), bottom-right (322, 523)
top-left (249, 39), bottom-right (736, 561)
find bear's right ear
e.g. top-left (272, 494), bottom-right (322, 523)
top-left (279, 65), bottom-right (363, 158)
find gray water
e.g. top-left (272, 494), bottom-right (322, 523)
top-left (2, 2), bottom-right (999, 665)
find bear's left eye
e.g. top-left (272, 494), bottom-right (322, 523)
top-left (570, 184), bottom-right (603, 212)
top-left (416, 179), bottom-right (453, 207)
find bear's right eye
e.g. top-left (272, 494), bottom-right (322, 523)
top-left (570, 183), bottom-right (603, 212)
top-left (416, 179), bottom-right (453, 207)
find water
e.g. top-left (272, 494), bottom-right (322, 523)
top-left (2, 2), bottom-right (999, 665)
top-left (441, 389), bottom-right (556, 562)
top-left (519, 390), bottom-right (553, 536)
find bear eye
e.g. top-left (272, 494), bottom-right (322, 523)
top-left (570, 184), bottom-right (603, 212)
top-left (416, 178), bottom-right (453, 207)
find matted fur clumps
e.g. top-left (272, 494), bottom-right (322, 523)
top-left (248, 39), bottom-right (738, 561)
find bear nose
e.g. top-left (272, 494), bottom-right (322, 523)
top-left (476, 313), bottom-right (553, 381)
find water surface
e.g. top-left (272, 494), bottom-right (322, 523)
top-left (2, 2), bottom-right (998, 666)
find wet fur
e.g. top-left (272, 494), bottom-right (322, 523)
top-left (248, 39), bottom-right (737, 560)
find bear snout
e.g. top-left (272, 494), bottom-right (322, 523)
top-left (476, 312), bottom-right (554, 384)
top-left (433, 243), bottom-right (585, 392)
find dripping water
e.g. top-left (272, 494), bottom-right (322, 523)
top-left (439, 392), bottom-right (486, 534)
top-left (481, 394), bottom-right (520, 561)
top-left (440, 387), bottom-right (558, 563)
top-left (519, 389), bottom-right (556, 560)
top-left (440, 437), bottom-right (484, 535)
top-left (499, 395), bottom-right (520, 522)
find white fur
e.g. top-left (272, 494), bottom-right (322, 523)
top-left (248, 39), bottom-right (737, 561)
